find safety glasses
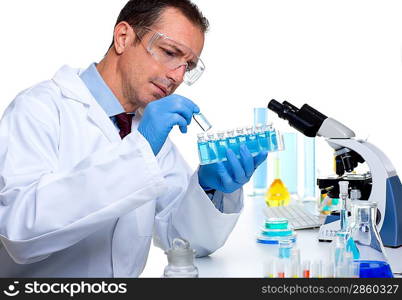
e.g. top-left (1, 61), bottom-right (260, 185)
top-left (135, 27), bottom-right (205, 86)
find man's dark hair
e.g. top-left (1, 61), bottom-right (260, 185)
top-left (109, 0), bottom-right (209, 49)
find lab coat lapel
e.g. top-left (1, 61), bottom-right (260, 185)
top-left (52, 65), bottom-right (121, 143)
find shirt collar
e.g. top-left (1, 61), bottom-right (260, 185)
top-left (80, 63), bottom-right (125, 117)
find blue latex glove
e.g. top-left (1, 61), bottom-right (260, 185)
top-left (138, 94), bottom-right (200, 155)
top-left (198, 144), bottom-right (268, 194)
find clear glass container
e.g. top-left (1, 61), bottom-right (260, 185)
top-left (197, 133), bottom-right (210, 165)
top-left (193, 112), bottom-right (212, 132)
top-left (206, 133), bottom-right (218, 163)
top-left (245, 126), bottom-right (260, 155)
top-left (163, 238), bottom-right (199, 278)
top-left (215, 131), bottom-right (228, 162)
top-left (349, 200), bottom-right (393, 278)
top-left (225, 129), bottom-right (240, 157)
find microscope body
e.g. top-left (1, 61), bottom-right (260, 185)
top-left (268, 100), bottom-right (402, 247)
top-left (325, 137), bottom-right (402, 247)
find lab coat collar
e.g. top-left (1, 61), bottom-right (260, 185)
top-left (52, 65), bottom-right (121, 143)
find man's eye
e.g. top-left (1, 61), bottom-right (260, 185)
top-left (187, 61), bottom-right (196, 71)
top-left (163, 49), bottom-right (177, 57)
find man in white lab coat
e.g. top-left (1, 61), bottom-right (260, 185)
top-left (0, 0), bottom-right (267, 277)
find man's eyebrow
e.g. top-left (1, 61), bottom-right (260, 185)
top-left (165, 41), bottom-right (197, 60)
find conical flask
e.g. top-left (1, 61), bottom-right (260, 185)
top-left (349, 200), bottom-right (393, 278)
top-left (265, 154), bottom-right (290, 207)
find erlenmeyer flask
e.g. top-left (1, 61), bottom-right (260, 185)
top-left (350, 201), bottom-right (393, 278)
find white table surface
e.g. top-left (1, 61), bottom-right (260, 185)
top-left (141, 194), bottom-right (402, 278)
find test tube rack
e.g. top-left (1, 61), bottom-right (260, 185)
top-left (197, 124), bottom-right (284, 165)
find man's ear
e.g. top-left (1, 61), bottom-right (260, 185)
top-left (113, 21), bottom-right (134, 54)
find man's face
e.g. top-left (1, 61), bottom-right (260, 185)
top-left (116, 7), bottom-right (205, 108)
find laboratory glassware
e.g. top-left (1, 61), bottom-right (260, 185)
top-left (206, 133), bottom-right (219, 164)
top-left (245, 126), bottom-right (260, 156)
top-left (349, 201), bottom-right (393, 278)
top-left (252, 108), bottom-right (268, 195)
top-left (163, 238), bottom-right (199, 278)
top-left (215, 131), bottom-right (228, 161)
top-left (193, 112), bottom-right (212, 132)
top-left (197, 133), bottom-right (210, 165)
top-left (303, 136), bottom-right (317, 202)
top-left (266, 154), bottom-right (291, 207)
top-left (279, 132), bottom-right (298, 197)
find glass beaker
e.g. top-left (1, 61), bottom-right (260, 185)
top-left (349, 201), bottom-right (393, 278)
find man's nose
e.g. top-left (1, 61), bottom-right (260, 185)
top-left (166, 65), bottom-right (186, 84)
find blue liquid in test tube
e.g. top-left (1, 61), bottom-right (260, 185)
top-left (215, 131), bottom-right (228, 162)
top-left (197, 133), bottom-right (210, 165)
top-left (206, 133), bottom-right (219, 163)
top-left (256, 124), bottom-right (269, 151)
top-left (252, 108), bottom-right (268, 193)
top-left (236, 128), bottom-right (247, 145)
top-left (226, 129), bottom-right (240, 157)
top-left (245, 126), bottom-right (260, 156)
top-left (270, 129), bottom-right (279, 151)
top-left (263, 124), bottom-right (273, 151)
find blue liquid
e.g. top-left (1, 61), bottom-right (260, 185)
top-left (279, 247), bottom-right (292, 259)
top-left (198, 142), bottom-right (210, 165)
top-left (237, 134), bottom-right (247, 145)
top-left (215, 139), bottom-right (228, 161)
top-left (257, 131), bottom-right (269, 151)
top-left (270, 131), bottom-right (278, 151)
top-left (207, 140), bottom-right (218, 163)
top-left (246, 134), bottom-right (260, 156)
top-left (226, 136), bottom-right (240, 156)
top-left (357, 260), bottom-right (393, 278)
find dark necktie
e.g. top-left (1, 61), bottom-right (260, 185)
top-left (115, 113), bottom-right (134, 139)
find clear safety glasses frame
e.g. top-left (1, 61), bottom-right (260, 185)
top-left (136, 27), bottom-right (205, 86)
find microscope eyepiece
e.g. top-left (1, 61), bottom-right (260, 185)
top-left (267, 99), bottom-right (328, 137)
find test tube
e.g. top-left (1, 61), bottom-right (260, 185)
top-left (236, 128), bottom-right (247, 145)
top-left (311, 260), bottom-right (320, 278)
top-left (255, 124), bottom-right (269, 151)
top-left (276, 260), bottom-right (285, 278)
top-left (302, 260), bottom-right (311, 278)
top-left (206, 133), bottom-right (219, 163)
top-left (215, 131), bottom-right (228, 162)
top-left (225, 129), bottom-right (240, 157)
top-left (290, 248), bottom-right (301, 278)
top-left (339, 181), bottom-right (350, 232)
top-left (245, 126), bottom-right (260, 156)
top-left (193, 112), bottom-right (212, 132)
top-left (278, 240), bottom-right (293, 259)
top-left (263, 259), bottom-right (275, 278)
top-left (197, 133), bottom-right (210, 165)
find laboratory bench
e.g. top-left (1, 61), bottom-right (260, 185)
top-left (141, 194), bottom-right (402, 278)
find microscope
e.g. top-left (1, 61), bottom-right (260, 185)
top-left (268, 100), bottom-right (402, 247)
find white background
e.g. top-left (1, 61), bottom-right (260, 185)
top-left (1, 0), bottom-right (402, 276)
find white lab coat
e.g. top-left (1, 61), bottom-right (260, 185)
top-left (0, 66), bottom-right (243, 278)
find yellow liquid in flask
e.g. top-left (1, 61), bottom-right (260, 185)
top-left (265, 155), bottom-right (291, 207)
